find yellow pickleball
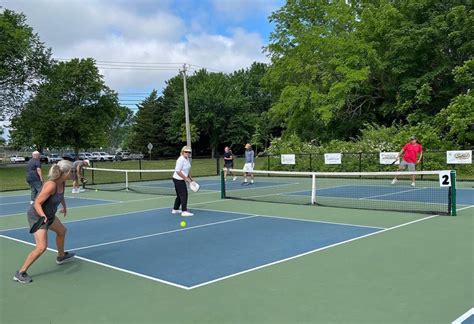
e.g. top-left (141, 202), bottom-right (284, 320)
top-left (180, 221), bottom-right (186, 228)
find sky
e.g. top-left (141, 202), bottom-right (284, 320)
top-left (2, 0), bottom-right (284, 112)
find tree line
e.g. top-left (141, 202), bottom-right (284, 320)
top-left (1, 1), bottom-right (472, 159)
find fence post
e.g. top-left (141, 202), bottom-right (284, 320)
top-left (216, 155), bottom-right (220, 175)
top-left (139, 158), bottom-right (142, 180)
top-left (267, 155), bottom-right (270, 171)
top-left (358, 153), bottom-right (362, 173)
top-left (310, 153), bottom-right (313, 172)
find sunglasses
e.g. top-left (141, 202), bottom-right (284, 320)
top-left (184, 151), bottom-right (192, 153)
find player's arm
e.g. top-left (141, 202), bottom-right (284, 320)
top-left (397, 148), bottom-right (405, 160)
top-left (33, 181), bottom-right (56, 221)
top-left (77, 164), bottom-right (83, 178)
top-left (59, 183), bottom-right (67, 216)
top-left (417, 149), bottom-right (423, 164)
top-left (36, 166), bottom-right (43, 182)
top-left (177, 171), bottom-right (192, 182)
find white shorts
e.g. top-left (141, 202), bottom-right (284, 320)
top-left (243, 163), bottom-right (254, 172)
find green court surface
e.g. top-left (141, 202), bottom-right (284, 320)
top-left (1, 176), bottom-right (473, 324)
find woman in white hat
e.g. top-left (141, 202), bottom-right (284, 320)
top-left (172, 146), bottom-right (194, 217)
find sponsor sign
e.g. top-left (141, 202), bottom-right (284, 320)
top-left (324, 153), bottom-right (342, 165)
top-left (446, 150), bottom-right (472, 164)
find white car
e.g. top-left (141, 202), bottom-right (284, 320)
top-left (91, 152), bottom-right (114, 161)
top-left (48, 154), bottom-right (62, 164)
top-left (10, 155), bottom-right (26, 163)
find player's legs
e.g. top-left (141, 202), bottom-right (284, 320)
top-left (392, 162), bottom-right (407, 184)
top-left (48, 217), bottom-right (67, 257)
top-left (407, 163), bottom-right (416, 186)
top-left (19, 228), bottom-right (48, 273)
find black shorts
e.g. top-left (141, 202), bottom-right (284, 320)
top-left (224, 163), bottom-right (233, 169)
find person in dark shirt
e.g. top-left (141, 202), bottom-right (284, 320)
top-left (25, 151), bottom-right (43, 204)
top-left (14, 160), bottom-right (76, 283)
top-left (223, 146), bottom-right (237, 181)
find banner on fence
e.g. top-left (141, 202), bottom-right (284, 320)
top-left (324, 153), bottom-right (342, 164)
top-left (281, 154), bottom-right (296, 165)
top-left (446, 150), bottom-right (472, 164)
top-left (380, 152), bottom-right (400, 165)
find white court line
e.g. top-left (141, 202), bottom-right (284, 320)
top-left (69, 215), bottom-right (258, 251)
top-left (0, 194), bottom-right (115, 205)
top-left (2, 204), bottom-right (473, 290)
top-left (0, 197), bottom-right (233, 232)
top-left (452, 308), bottom-right (474, 324)
top-left (358, 187), bottom-right (426, 200)
top-left (188, 205), bottom-right (474, 290)
top-left (193, 208), bottom-right (385, 230)
top-left (0, 187), bottom-right (221, 218)
top-left (225, 181), bottom-right (301, 192)
top-left (0, 234), bottom-right (190, 290)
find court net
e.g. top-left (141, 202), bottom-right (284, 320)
top-left (221, 169), bottom-right (457, 215)
top-left (83, 167), bottom-right (176, 195)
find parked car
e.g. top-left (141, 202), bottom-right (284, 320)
top-left (77, 152), bottom-right (92, 160)
top-left (48, 154), bottom-right (62, 164)
top-left (40, 154), bottom-right (49, 163)
top-left (10, 155), bottom-right (26, 163)
top-left (62, 153), bottom-right (76, 161)
top-left (115, 151), bottom-right (131, 161)
top-left (91, 152), bottom-right (114, 161)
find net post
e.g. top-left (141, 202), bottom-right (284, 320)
top-left (311, 173), bottom-right (316, 204)
top-left (220, 169), bottom-right (226, 199)
top-left (450, 170), bottom-right (457, 216)
top-left (125, 170), bottom-right (129, 191)
top-left (139, 159), bottom-right (142, 180)
top-left (216, 155), bottom-right (220, 175)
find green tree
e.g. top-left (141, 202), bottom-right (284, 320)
top-left (265, 0), bottom-right (473, 145)
top-left (0, 8), bottom-right (52, 115)
top-left (9, 58), bottom-right (121, 155)
top-left (128, 90), bottom-right (176, 157)
top-left (107, 105), bottom-right (134, 150)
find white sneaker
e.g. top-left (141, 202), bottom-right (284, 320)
top-left (181, 211), bottom-right (193, 217)
top-left (171, 209), bottom-right (182, 214)
top-left (30, 201), bottom-right (34, 205)
top-left (79, 189), bottom-right (86, 192)
top-left (250, 180), bottom-right (254, 184)
top-left (71, 188), bottom-right (78, 194)
top-left (391, 179), bottom-right (397, 185)
top-left (233, 177), bottom-right (237, 181)
top-left (411, 182), bottom-right (416, 187)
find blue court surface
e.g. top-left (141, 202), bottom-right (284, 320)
top-left (137, 179), bottom-right (293, 191)
top-left (0, 195), bottom-right (114, 217)
top-left (291, 186), bottom-right (474, 205)
top-left (1, 208), bottom-right (383, 289)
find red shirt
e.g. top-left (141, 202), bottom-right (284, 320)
top-left (402, 143), bottom-right (422, 163)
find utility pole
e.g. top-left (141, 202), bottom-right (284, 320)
top-left (181, 64), bottom-right (191, 150)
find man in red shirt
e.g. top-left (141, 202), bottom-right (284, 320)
top-left (391, 136), bottom-right (423, 187)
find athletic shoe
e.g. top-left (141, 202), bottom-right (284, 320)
top-left (71, 188), bottom-right (78, 194)
top-left (13, 271), bottom-right (32, 283)
top-left (79, 189), bottom-right (86, 193)
top-left (411, 182), bottom-right (416, 187)
top-left (171, 209), bottom-right (182, 214)
top-left (30, 201), bottom-right (34, 205)
top-left (181, 211), bottom-right (194, 217)
top-left (391, 179), bottom-right (397, 185)
top-left (250, 180), bottom-right (254, 184)
top-left (56, 252), bottom-right (75, 265)
top-left (233, 177), bottom-right (237, 181)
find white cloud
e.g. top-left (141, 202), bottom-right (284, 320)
top-left (2, 0), bottom-right (271, 96)
top-left (210, 0), bottom-right (282, 21)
